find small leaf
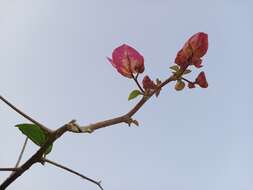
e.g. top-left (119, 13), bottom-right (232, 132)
top-left (175, 80), bottom-right (185, 91)
top-left (16, 124), bottom-right (53, 155)
top-left (170, 65), bottom-right (179, 72)
top-left (45, 144), bottom-right (53, 155)
top-left (128, 90), bottom-right (141, 100)
top-left (16, 124), bottom-right (46, 145)
top-left (183, 69), bottom-right (191, 75)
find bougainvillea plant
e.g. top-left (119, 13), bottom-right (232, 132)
top-left (0, 32), bottom-right (209, 190)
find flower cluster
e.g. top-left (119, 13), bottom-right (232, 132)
top-left (172, 32), bottom-right (209, 90)
top-left (107, 32), bottom-right (209, 99)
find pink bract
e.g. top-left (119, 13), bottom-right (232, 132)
top-left (108, 44), bottom-right (144, 78)
top-left (175, 32), bottom-right (208, 68)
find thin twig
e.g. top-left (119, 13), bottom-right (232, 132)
top-left (0, 95), bottom-right (52, 133)
top-left (78, 71), bottom-right (181, 133)
top-left (0, 131), bottom-right (28, 175)
top-left (181, 77), bottom-right (193, 84)
top-left (0, 121), bottom-right (72, 189)
top-left (14, 137), bottom-right (28, 169)
top-left (0, 168), bottom-right (19, 172)
top-left (42, 158), bottom-right (103, 190)
top-left (125, 53), bottom-right (145, 93)
top-left (132, 73), bottom-right (145, 93)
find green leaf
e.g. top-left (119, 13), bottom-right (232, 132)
top-left (183, 69), bottom-right (191, 75)
top-left (128, 89), bottom-right (141, 100)
top-left (170, 65), bottom-right (179, 72)
top-left (15, 123), bottom-right (53, 155)
top-left (45, 144), bottom-right (53, 155)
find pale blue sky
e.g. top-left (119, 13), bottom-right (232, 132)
top-left (1, 0), bottom-right (253, 190)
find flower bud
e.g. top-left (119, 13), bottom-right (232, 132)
top-left (175, 80), bottom-right (185, 91)
top-left (142, 75), bottom-right (156, 91)
top-left (195, 71), bottom-right (208, 88)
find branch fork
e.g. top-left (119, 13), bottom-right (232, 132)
top-left (0, 66), bottom-right (186, 189)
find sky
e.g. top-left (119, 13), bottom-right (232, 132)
top-left (0, 0), bottom-right (253, 190)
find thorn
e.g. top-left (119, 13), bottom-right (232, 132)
top-left (125, 117), bottom-right (139, 127)
top-left (40, 158), bottom-right (46, 166)
top-left (69, 119), bottom-right (76, 124)
top-left (132, 120), bottom-right (139, 126)
top-left (76, 126), bottom-right (82, 133)
top-left (155, 78), bottom-right (162, 97)
top-left (85, 128), bottom-right (93, 133)
top-left (72, 121), bottom-right (82, 133)
top-left (66, 120), bottom-right (82, 133)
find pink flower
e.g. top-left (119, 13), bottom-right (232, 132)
top-left (107, 44), bottom-right (144, 78)
top-left (195, 71), bottom-right (208, 88)
top-left (142, 75), bottom-right (156, 91)
top-left (175, 32), bottom-right (208, 68)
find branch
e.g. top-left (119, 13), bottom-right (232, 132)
top-left (0, 95), bottom-right (52, 134)
top-left (13, 137), bottom-right (28, 169)
top-left (0, 67), bottom-right (185, 189)
top-left (0, 168), bottom-right (19, 172)
top-left (41, 158), bottom-right (103, 190)
top-left (0, 122), bottom-right (70, 189)
top-left (68, 70), bottom-right (182, 134)
top-left (0, 138), bottom-right (28, 174)
top-left (181, 76), bottom-right (193, 84)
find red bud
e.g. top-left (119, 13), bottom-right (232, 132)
top-left (142, 75), bottom-right (156, 91)
top-left (195, 71), bottom-right (208, 88)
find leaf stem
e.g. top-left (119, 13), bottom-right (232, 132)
top-left (131, 73), bottom-right (145, 93)
top-left (181, 77), bottom-right (193, 84)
